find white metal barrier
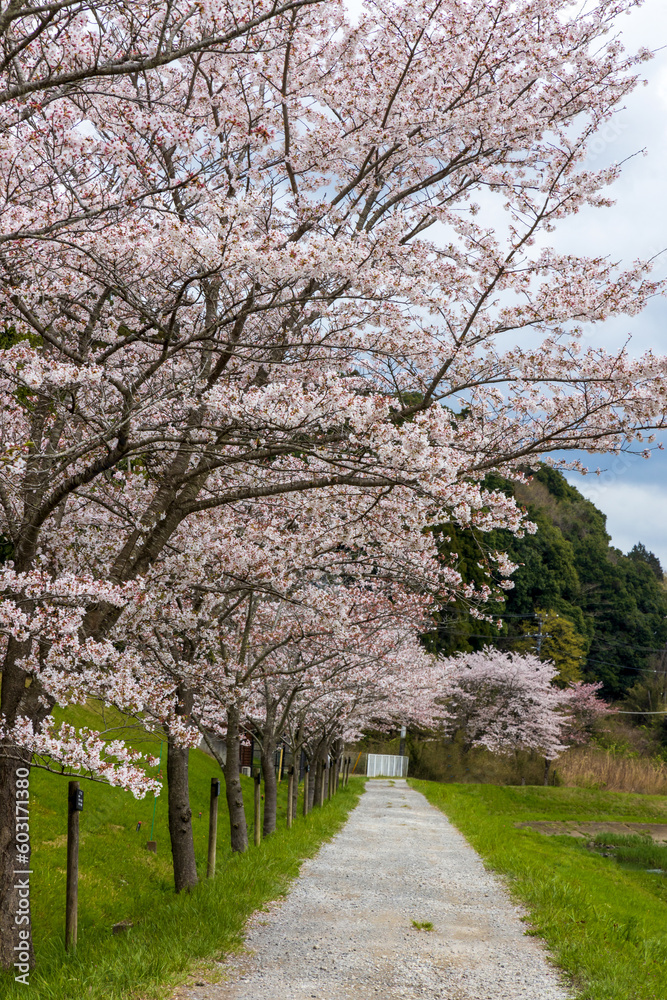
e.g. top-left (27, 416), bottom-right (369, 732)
top-left (366, 753), bottom-right (409, 778)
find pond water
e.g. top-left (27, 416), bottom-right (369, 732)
top-left (587, 844), bottom-right (667, 876)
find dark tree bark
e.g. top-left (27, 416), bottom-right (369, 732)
top-left (166, 684), bottom-right (198, 892)
top-left (311, 736), bottom-right (331, 807)
top-left (0, 634), bottom-right (51, 970)
top-left (312, 758), bottom-right (322, 806)
top-left (333, 738), bottom-right (343, 793)
top-left (0, 749), bottom-right (33, 973)
top-left (291, 761), bottom-right (299, 819)
top-left (166, 739), bottom-right (198, 892)
top-left (224, 706), bottom-right (248, 852)
top-left (261, 739), bottom-right (278, 836)
top-left (307, 759), bottom-right (316, 811)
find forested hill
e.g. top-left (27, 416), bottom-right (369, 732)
top-left (426, 467), bottom-right (667, 698)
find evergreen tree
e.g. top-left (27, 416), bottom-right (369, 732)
top-left (429, 467), bottom-right (667, 698)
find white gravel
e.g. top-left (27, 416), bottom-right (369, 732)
top-left (183, 779), bottom-right (574, 1000)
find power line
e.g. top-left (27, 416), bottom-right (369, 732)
top-left (591, 637), bottom-right (667, 655)
top-left (584, 657), bottom-right (667, 675)
top-left (436, 628), bottom-right (667, 657)
top-left (611, 709), bottom-right (667, 715)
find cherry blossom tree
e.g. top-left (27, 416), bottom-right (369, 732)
top-left (441, 651), bottom-right (612, 784)
top-left (2, 0), bottom-right (667, 966)
top-left (559, 680), bottom-right (612, 746)
top-left (242, 599), bottom-right (442, 834)
top-left (95, 486), bottom-right (448, 880)
top-left (441, 648), bottom-right (570, 763)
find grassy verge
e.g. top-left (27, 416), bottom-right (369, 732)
top-left (409, 780), bottom-right (667, 1000)
top-left (0, 707), bottom-right (364, 1000)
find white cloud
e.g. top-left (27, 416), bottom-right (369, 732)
top-left (342, 1), bottom-right (667, 558)
top-left (568, 479), bottom-right (667, 569)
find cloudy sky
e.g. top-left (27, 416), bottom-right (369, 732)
top-left (548, 0), bottom-right (667, 567)
top-left (344, 0), bottom-right (667, 567)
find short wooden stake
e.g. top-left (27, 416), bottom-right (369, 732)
top-left (254, 771), bottom-right (261, 846)
top-left (303, 766), bottom-right (310, 816)
top-left (66, 780), bottom-right (83, 952)
top-left (207, 778), bottom-right (220, 878)
top-left (287, 767), bottom-right (294, 828)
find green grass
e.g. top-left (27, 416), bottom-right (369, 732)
top-left (410, 780), bottom-right (667, 1000)
top-left (591, 833), bottom-right (667, 870)
top-left (0, 705), bottom-right (363, 1000)
top-left (411, 919), bottom-right (434, 931)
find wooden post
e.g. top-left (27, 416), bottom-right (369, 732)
top-left (66, 781), bottom-right (83, 952)
top-left (206, 778), bottom-right (220, 878)
top-left (318, 761), bottom-right (325, 807)
top-left (303, 766), bottom-right (309, 816)
top-left (335, 757), bottom-right (340, 793)
top-left (346, 756), bottom-right (351, 785)
top-left (287, 767), bottom-right (294, 828)
top-left (254, 771), bottom-right (261, 846)
top-left (277, 746), bottom-right (284, 783)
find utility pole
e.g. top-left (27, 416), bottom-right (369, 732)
top-left (399, 725), bottom-right (406, 757)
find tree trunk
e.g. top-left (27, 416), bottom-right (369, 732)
top-left (292, 763), bottom-right (299, 818)
top-left (312, 757), bottom-right (323, 806)
top-left (224, 706), bottom-right (248, 853)
top-left (308, 762), bottom-right (316, 810)
top-left (333, 739), bottom-right (342, 793)
top-left (544, 757), bottom-right (551, 786)
top-left (0, 747), bottom-right (33, 973)
top-left (166, 739), bottom-right (198, 892)
top-left (0, 633), bottom-right (48, 971)
top-left (261, 740), bottom-right (278, 836)
top-left (303, 766), bottom-right (310, 816)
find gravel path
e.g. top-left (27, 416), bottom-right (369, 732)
top-left (183, 779), bottom-right (573, 1000)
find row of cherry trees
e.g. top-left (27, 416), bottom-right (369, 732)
top-left (0, 0), bottom-right (665, 968)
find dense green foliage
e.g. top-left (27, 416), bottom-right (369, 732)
top-left (0, 704), bottom-right (363, 1000)
top-left (425, 467), bottom-right (667, 697)
top-left (411, 779), bottom-right (667, 1000)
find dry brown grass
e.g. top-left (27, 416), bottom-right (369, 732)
top-left (557, 746), bottom-right (667, 795)
top-left (358, 728), bottom-right (667, 795)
